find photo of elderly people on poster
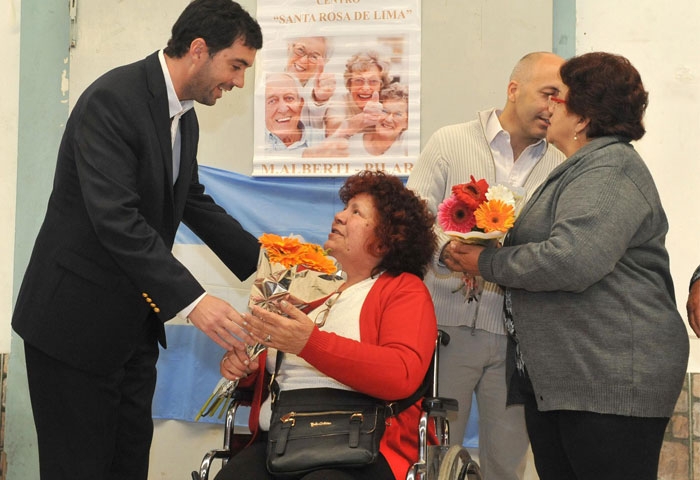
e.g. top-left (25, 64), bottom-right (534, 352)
top-left (264, 72), bottom-right (354, 158)
top-left (265, 72), bottom-right (324, 152)
top-left (282, 36), bottom-right (336, 131)
top-left (345, 83), bottom-right (409, 156)
top-left (255, 33), bottom-right (419, 172)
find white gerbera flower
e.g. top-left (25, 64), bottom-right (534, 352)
top-left (486, 184), bottom-right (517, 206)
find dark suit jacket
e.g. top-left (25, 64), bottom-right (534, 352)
top-left (12, 52), bottom-right (259, 374)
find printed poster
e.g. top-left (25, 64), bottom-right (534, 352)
top-left (252, 0), bottom-right (421, 177)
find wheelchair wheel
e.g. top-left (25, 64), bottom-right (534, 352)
top-left (437, 445), bottom-right (482, 480)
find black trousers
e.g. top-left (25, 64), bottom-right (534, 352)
top-left (517, 372), bottom-right (669, 480)
top-left (213, 433), bottom-right (395, 480)
top-left (24, 319), bottom-right (159, 480)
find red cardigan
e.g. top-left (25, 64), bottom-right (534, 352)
top-left (240, 272), bottom-right (437, 479)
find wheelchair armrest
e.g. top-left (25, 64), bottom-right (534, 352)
top-left (230, 387), bottom-right (253, 405)
top-left (191, 448), bottom-right (235, 480)
top-left (192, 386), bottom-right (256, 480)
top-left (438, 329), bottom-right (450, 347)
top-left (421, 396), bottom-right (459, 413)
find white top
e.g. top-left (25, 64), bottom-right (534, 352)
top-left (258, 276), bottom-right (378, 430)
top-left (485, 109), bottom-right (546, 186)
top-left (157, 50), bottom-right (194, 183)
top-left (158, 50), bottom-right (202, 320)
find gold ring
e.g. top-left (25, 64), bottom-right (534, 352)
top-left (264, 334), bottom-right (272, 343)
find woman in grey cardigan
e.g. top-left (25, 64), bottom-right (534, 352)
top-left (442, 52), bottom-right (689, 480)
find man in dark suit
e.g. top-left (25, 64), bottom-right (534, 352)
top-left (11, 1), bottom-right (263, 478)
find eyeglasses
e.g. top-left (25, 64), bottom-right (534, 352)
top-left (547, 95), bottom-right (567, 107)
top-left (313, 291), bottom-right (342, 327)
top-left (291, 45), bottom-right (323, 64)
top-left (349, 77), bottom-right (382, 88)
top-left (382, 109), bottom-right (405, 119)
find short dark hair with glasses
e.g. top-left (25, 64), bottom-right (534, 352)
top-left (338, 171), bottom-right (437, 279)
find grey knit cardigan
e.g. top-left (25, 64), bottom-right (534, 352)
top-left (479, 136), bottom-right (688, 418)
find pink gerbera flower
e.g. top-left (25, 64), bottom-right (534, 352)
top-left (437, 196), bottom-right (476, 233)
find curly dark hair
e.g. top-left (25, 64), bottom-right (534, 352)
top-left (338, 171), bottom-right (437, 279)
top-left (561, 52), bottom-right (648, 141)
top-left (164, 0), bottom-right (263, 58)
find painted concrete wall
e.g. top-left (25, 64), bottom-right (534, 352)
top-left (575, 2), bottom-right (700, 359)
top-left (0, 0), bottom-right (20, 471)
top-left (5, 1), bottom-right (71, 478)
top-left (1, 1), bottom-right (20, 353)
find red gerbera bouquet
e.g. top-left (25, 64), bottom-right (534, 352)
top-left (437, 176), bottom-right (524, 301)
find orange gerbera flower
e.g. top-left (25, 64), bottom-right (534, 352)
top-left (474, 199), bottom-right (515, 233)
top-left (259, 234), bottom-right (337, 274)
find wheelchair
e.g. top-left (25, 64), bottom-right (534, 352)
top-left (191, 330), bottom-right (481, 480)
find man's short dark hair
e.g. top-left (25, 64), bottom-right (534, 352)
top-left (164, 0), bottom-right (262, 58)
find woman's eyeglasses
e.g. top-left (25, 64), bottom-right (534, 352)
top-left (349, 77), bottom-right (382, 88)
top-left (382, 109), bottom-right (405, 119)
top-left (547, 95), bottom-right (567, 108)
top-left (313, 291), bottom-right (342, 327)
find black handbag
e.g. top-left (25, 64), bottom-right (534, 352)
top-left (266, 387), bottom-right (388, 476)
top-left (265, 352), bottom-right (428, 476)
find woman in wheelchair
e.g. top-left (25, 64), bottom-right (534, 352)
top-left (213, 170), bottom-right (438, 480)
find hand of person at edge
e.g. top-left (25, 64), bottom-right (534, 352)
top-left (688, 280), bottom-right (700, 337)
top-left (243, 300), bottom-right (315, 356)
top-left (441, 240), bottom-right (485, 276)
top-left (188, 294), bottom-right (254, 350)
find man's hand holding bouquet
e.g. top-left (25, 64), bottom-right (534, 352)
top-left (437, 176), bottom-right (524, 302)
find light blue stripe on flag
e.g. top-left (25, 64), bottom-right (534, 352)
top-left (175, 166), bottom-right (348, 246)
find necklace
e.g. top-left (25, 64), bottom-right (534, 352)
top-left (313, 290), bottom-right (343, 327)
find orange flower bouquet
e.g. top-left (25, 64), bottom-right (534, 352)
top-left (437, 176), bottom-right (524, 302)
top-left (250, 233), bottom-right (339, 314)
top-left (195, 234), bottom-right (343, 421)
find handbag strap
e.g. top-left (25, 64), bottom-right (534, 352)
top-left (271, 350), bottom-right (430, 417)
top-left (388, 361), bottom-right (431, 416)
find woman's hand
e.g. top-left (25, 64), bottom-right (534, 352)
top-left (688, 280), bottom-right (700, 337)
top-left (313, 72), bottom-right (336, 103)
top-left (360, 92), bottom-right (384, 128)
top-left (441, 240), bottom-right (485, 276)
top-left (243, 300), bottom-right (316, 355)
top-left (220, 344), bottom-right (260, 382)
